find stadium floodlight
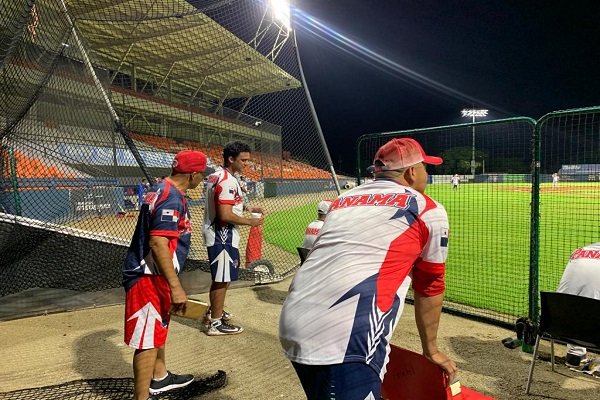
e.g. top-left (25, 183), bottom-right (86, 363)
top-left (461, 108), bottom-right (488, 177)
top-left (271, 0), bottom-right (291, 30)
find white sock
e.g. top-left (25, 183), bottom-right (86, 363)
top-left (153, 372), bottom-right (168, 381)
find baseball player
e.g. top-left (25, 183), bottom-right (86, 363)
top-left (279, 137), bottom-right (456, 399)
top-left (123, 150), bottom-right (207, 399)
top-left (557, 241), bottom-right (600, 367)
top-left (203, 141), bottom-right (264, 336)
top-left (301, 200), bottom-right (332, 249)
top-left (552, 172), bottom-right (560, 188)
top-left (451, 174), bottom-right (460, 190)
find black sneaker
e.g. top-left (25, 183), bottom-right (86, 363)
top-left (207, 319), bottom-right (244, 336)
top-left (149, 371), bottom-right (194, 395)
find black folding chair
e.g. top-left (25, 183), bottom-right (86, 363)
top-left (526, 291), bottom-right (600, 394)
top-left (296, 247), bottom-right (310, 265)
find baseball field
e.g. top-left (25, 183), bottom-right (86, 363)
top-left (264, 182), bottom-right (600, 318)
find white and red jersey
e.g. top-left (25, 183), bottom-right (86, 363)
top-left (301, 220), bottom-right (324, 249)
top-left (557, 242), bottom-right (600, 300)
top-left (203, 167), bottom-right (245, 248)
top-left (123, 180), bottom-right (192, 290)
top-left (279, 178), bottom-right (449, 380)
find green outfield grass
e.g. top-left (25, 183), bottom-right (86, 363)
top-left (263, 182), bottom-right (600, 319)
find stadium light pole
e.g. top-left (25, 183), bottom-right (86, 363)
top-left (461, 108), bottom-right (488, 177)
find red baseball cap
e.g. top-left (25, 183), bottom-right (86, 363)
top-left (172, 150), bottom-right (207, 173)
top-left (373, 138), bottom-right (442, 172)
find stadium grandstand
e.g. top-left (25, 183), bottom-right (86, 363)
top-left (0, 0), bottom-right (341, 321)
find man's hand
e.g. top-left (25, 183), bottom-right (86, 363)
top-left (247, 206), bottom-right (264, 227)
top-left (169, 285), bottom-right (188, 314)
top-left (248, 206), bottom-right (264, 215)
top-left (424, 351), bottom-right (457, 385)
top-left (249, 216), bottom-right (264, 227)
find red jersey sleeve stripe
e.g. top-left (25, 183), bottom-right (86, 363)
top-left (150, 229), bottom-right (179, 238)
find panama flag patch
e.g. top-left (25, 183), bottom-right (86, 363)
top-left (440, 228), bottom-right (449, 247)
top-left (161, 209), bottom-right (180, 222)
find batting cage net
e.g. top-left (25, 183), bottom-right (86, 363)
top-left (357, 109), bottom-right (600, 327)
top-left (0, 0), bottom-right (338, 321)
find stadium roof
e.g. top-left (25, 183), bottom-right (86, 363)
top-left (65, 0), bottom-right (301, 101)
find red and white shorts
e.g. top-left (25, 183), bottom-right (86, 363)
top-left (124, 275), bottom-right (171, 349)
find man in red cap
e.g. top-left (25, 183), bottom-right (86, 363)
top-left (279, 137), bottom-right (456, 399)
top-left (123, 149), bottom-right (207, 399)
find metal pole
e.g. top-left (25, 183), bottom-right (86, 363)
top-left (292, 29), bottom-right (341, 195)
top-left (471, 114), bottom-right (476, 177)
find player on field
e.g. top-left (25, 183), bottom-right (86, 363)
top-left (203, 141), bottom-right (264, 336)
top-left (123, 150), bottom-right (207, 399)
top-left (301, 200), bottom-right (332, 249)
top-left (552, 172), bottom-right (560, 188)
top-left (279, 138), bottom-right (457, 399)
top-left (451, 174), bottom-right (460, 190)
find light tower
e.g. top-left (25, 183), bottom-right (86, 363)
top-left (461, 108), bottom-right (488, 177)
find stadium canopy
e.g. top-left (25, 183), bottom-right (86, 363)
top-left (65, 0), bottom-right (301, 102)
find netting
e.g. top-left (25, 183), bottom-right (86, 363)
top-left (357, 110), bottom-right (600, 327)
top-left (357, 118), bottom-right (536, 327)
top-left (0, 370), bottom-right (226, 399)
top-left (536, 109), bottom-right (600, 314)
top-left (0, 0), bottom-right (338, 319)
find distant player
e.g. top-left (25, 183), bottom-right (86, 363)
top-left (552, 172), bottom-right (560, 188)
top-left (301, 200), bottom-right (332, 249)
top-left (451, 174), bottom-right (461, 190)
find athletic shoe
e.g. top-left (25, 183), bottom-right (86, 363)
top-left (149, 371), bottom-right (194, 395)
top-left (207, 319), bottom-right (244, 336)
top-left (204, 308), bottom-right (233, 324)
top-left (565, 354), bottom-right (583, 368)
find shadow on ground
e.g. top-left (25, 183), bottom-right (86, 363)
top-left (251, 286), bottom-right (288, 305)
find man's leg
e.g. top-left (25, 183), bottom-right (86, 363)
top-left (133, 348), bottom-right (158, 400)
top-left (207, 281), bottom-right (242, 335)
top-left (206, 243), bottom-right (242, 335)
top-left (153, 346), bottom-right (167, 380)
top-left (148, 346), bottom-right (194, 395)
top-left (209, 281), bottom-right (230, 319)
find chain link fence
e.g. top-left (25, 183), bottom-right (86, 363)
top-left (357, 110), bottom-right (600, 327)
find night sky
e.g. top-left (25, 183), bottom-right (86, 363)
top-left (292, 0), bottom-right (600, 173)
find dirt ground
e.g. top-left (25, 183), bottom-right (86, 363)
top-left (0, 277), bottom-right (598, 400)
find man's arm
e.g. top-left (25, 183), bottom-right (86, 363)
top-left (149, 235), bottom-right (187, 312)
top-left (217, 203), bottom-right (263, 227)
top-left (414, 291), bottom-right (457, 384)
